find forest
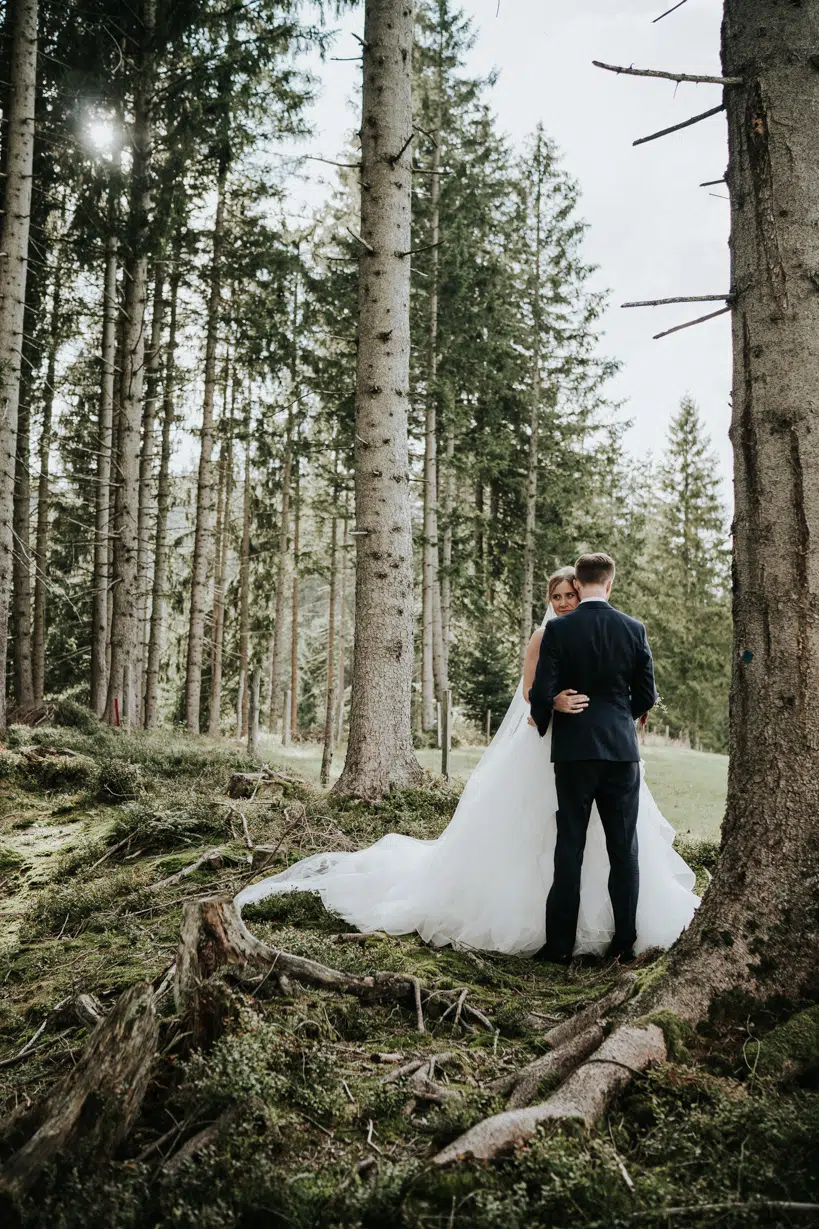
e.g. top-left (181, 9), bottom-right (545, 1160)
top-left (0, 1), bottom-right (816, 1227)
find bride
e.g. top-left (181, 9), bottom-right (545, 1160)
top-left (236, 567), bottom-right (700, 957)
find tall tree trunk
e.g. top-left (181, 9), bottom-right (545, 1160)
top-left (654, 0), bottom-right (819, 1019)
top-left (0, 0), bottom-right (38, 731)
top-left (336, 510), bottom-right (348, 743)
top-left (134, 264), bottom-right (164, 720)
top-left (12, 294), bottom-right (36, 708)
top-left (266, 411), bottom-right (293, 734)
top-left (334, 0), bottom-right (422, 797)
top-left (105, 0), bottom-right (155, 729)
top-left (91, 234), bottom-right (118, 714)
top-left (421, 82), bottom-right (444, 728)
top-left (184, 160), bottom-right (227, 732)
top-left (32, 248), bottom-right (61, 703)
top-left (519, 131), bottom-right (544, 665)
top-left (441, 420), bottom-right (454, 678)
top-left (289, 458), bottom-right (301, 740)
top-left (208, 359), bottom-right (234, 738)
top-left (320, 502), bottom-right (339, 787)
top-left (238, 413), bottom-right (251, 738)
top-left (144, 253), bottom-right (181, 729)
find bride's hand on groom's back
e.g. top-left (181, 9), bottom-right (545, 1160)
top-left (554, 689), bottom-right (589, 715)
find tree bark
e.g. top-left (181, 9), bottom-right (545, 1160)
top-left (321, 484), bottom-right (340, 786)
top-left (91, 233), bottom-right (118, 716)
top-left (208, 358), bottom-right (234, 738)
top-left (0, 0), bottom-right (38, 731)
top-left (334, 0), bottom-right (422, 798)
top-left (184, 160), bottom-right (227, 732)
top-left (651, 0), bottom-right (819, 1019)
top-left (104, 0), bottom-right (155, 729)
top-left (441, 420), bottom-right (454, 677)
top-left (266, 409), bottom-right (293, 733)
top-left (336, 509), bottom-right (348, 743)
top-left (12, 292), bottom-right (35, 709)
top-left (519, 131), bottom-right (544, 665)
top-left (134, 264), bottom-right (164, 721)
top-left (31, 248), bottom-right (61, 703)
top-left (239, 411), bottom-right (251, 738)
top-left (144, 250), bottom-right (180, 729)
top-left (289, 457), bottom-right (301, 740)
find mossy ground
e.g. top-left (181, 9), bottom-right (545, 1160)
top-left (0, 716), bottom-right (816, 1228)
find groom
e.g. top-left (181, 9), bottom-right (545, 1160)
top-left (529, 552), bottom-right (657, 965)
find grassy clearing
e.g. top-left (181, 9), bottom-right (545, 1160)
top-left (258, 735), bottom-right (728, 843)
top-left (0, 715), bottom-right (814, 1229)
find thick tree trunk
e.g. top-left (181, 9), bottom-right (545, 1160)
top-left (441, 420), bottom-right (454, 677)
top-left (334, 0), bottom-right (422, 797)
top-left (134, 265), bottom-right (164, 720)
top-left (519, 137), bottom-right (543, 664)
top-left (0, 0), bottom-right (38, 732)
top-left (32, 254), bottom-right (61, 703)
top-left (655, 0), bottom-right (819, 1018)
top-left (185, 162), bottom-right (227, 732)
top-left (321, 494), bottom-right (339, 786)
top-left (91, 234), bottom-right (117, 716)
top-left (289, 460), bottom-right (301, 740)
top-left (239, 418), bottom-right (251, 738)
top-left (336, 511), bottom-right (348, 743)
top-left (266, 410), bottom-right (293, 733)
top-left (104, 0), bottom-right (155, 729)
top-left (144, 254), bottom-right (180, 728)
top-left (208, 361), bottom-right (233, 738)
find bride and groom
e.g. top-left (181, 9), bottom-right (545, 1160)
top-left (237, 552), bottom-right (699, 962)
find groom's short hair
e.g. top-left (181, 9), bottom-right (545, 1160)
top-left (575, 552), bottom-right (615, 587)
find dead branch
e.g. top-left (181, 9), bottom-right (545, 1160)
top-left (634, 104), bottom-right (725, 147)
top-left (433, 1024), bottom-right (665, 1165)
top-left (0, 984), bottom-right (157, 1202)
top-left (160, 1100), bottom-right (271, 1181)
top-left (88, 832), bottom-right (133, 872)
top-left (653, 305), bottom-right (731, 340)
top-left (150, 846), bottom-right (229, 892)
top-left (622, 294), bottom-right (730, 308)
top-left (653, 0), bottom-right (689, 22)
top-left (387, 131), bottom-right (413, 166)
top-left (333, 931), bottom-right (391, 944)
top-left (611, 1201), bottom-right (819, 1223)
top-left (492, 1022), bottom-right (606, 1109)
top-left (347, 227), bottom-right (374, 254)
top-left (593, 60), bottom-right (741, 87)
top-left (700, 178), bottom-right (726, 187)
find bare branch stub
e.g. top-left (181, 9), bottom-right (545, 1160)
top-left (593, 60), bottom-right (741, 87)
top-left (634, 104), bottom-right (726, 148)
top-left (653, 0), bottom-right (690, 22)
top-left (653, 304), bottom-right (732, 340)
top-left (622, 294), bottom-right (731, 309)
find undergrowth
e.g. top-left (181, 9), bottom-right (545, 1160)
top-left (0, 710), bottom-right (815, 1227)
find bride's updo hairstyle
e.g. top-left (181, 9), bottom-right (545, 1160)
top-left (547, 566), bottom-right (577, 606)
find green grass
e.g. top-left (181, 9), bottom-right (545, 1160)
top-left (258, 735), bottom-right (728, 843)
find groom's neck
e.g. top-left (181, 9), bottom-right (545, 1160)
top-left (577, 585), bottom-right (609, 602)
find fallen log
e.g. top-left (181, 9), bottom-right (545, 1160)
top-left (433, 1023), bottom-right (665, 1165)
top-left (0, 983), bottom-right (158, 1202)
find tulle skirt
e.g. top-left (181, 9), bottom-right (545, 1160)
top-left (236, 696), bottom-right (699, 957)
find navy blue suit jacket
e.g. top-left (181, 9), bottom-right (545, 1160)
top-left (529, 600), bottom-right (657, 763)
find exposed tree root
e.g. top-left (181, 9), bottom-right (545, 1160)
top-left (434, 1023), bottom-right (665, 1165)
top-left (159, 1099), bottom-right (273, 1181)
top-left (492, 1022), bottom-right (606, 1109)
top-left (541, 974), bottom-right (636, 1049)
top-left (178, 896), bottom-right (494, 1043)
top-left (0, 984), bottom-right (158, 1202)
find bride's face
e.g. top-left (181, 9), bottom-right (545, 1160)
top-left (551, 580), bottom-right (579, 617)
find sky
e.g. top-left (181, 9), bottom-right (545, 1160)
top-left (290, 0), bottom-right (733, 496)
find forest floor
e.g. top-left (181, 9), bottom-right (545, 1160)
top-left (0, 707), bottom-right (816, 1228)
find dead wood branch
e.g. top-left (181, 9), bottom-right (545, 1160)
top-left (150, 846), bottom-right (229, 892)
top-left (622, 294), bottom-right (731, 308)
top-left (347, 227), bottom-right (374, 254)
top-left (433, 1024), bottom-right (664, 1165)
top-left (609, 1201), bottom-right (819, 1223)
top-left (593, 60), bottom-right (741, 87)
top-left (160, 1099), bottom-right (271, 1180)
top-left (333, 931), bottom-right (391, 943)
top-left (0, 984), bottom-right (157, 1202)
top-left (634, 104), bottom-right (725, 147)
top-left (653, 0), bottom-right (689, 22)
top-left (88, 832), bottom-right (133, 871)
top-left (653, 305), bottom-right (731, 340)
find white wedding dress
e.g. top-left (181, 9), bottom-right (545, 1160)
top-left (236, 615), bottom-right (700, 957)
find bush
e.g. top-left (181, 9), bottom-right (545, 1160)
top-left (52, 697), bottom-right (100, 736)
top-left (22, 752), bottom-right (99, 793)
top-left (0, 748), bottom-right (21, 778)
top-left (97, 759), bottom-right (142, 801)
top-left (109, 799), bottom-right (226, 853)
